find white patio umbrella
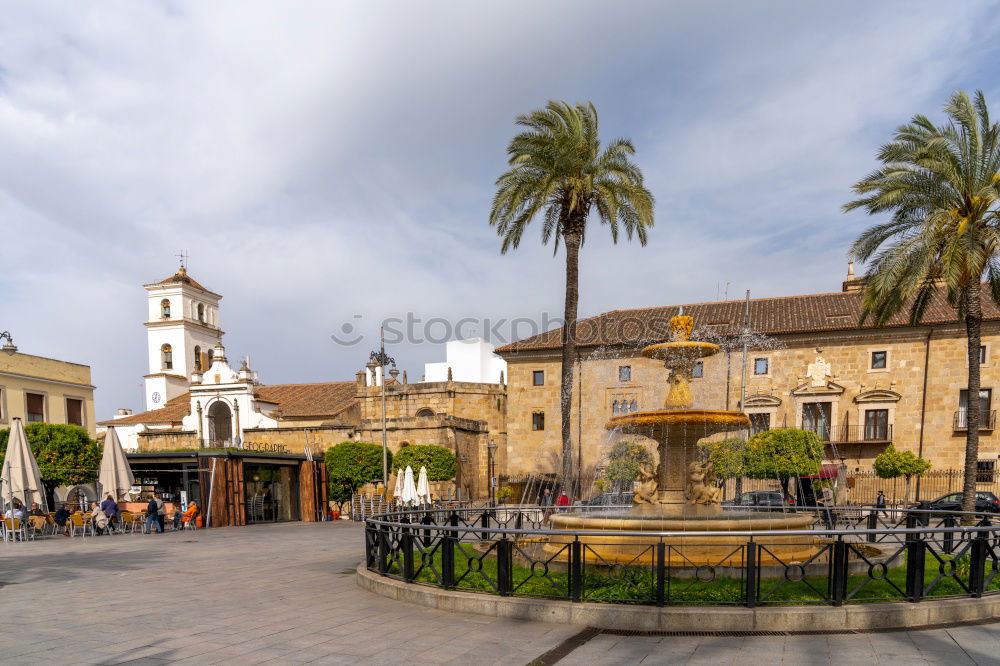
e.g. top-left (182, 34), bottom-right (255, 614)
top-left (98, 426), bottom-right (135, 501)
top-left (401, 466), bottom-right (418, 507)
top-left (1, 418), bottom-right (45, 513)
top-left (416, 466), bottom-right (431, 506)
top-left (393, 467), bottom-right (404, 500)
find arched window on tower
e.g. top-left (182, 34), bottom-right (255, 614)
top-left (415, 408), bottom-right (434, 417)
top-left (161, 299), bottom-right (171, 318)
top-left (197, 303), bottom-right (205, 323)
top-left (207, 348), bottom-right (214, 368)
top-left (161, 344), bottom-right (173, 370)
top-left (194, 345), bottom-right (202, 371)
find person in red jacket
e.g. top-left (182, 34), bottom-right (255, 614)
top-left (555, 492), bottom-right (571, 512)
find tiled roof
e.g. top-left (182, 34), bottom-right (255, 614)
top-left (97, 381), bottom-right (357, 426)
top-left (254, 382), bottom-right (358, 419)
top-left (495, 286), bottom-right (1000, 354)
top-left (100, 394), bottom-right (191, 426)
top-left (147, 267), bottom-right (216, 295)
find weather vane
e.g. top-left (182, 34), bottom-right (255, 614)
top-left (176, 250), bottom-right (189, 270)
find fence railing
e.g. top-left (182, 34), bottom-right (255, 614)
top-left (954, 409), bottom-right (997, 430)
top-left (364, 506), bottom-right (1000, 608)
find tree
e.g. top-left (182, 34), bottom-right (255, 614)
top-left (845, 90), bottom-right (1000, 517)
top-left (873, 444), bottom-right (931, 506)
top-left (490, 101), bottom-right (654, 496)
top-left (324, 441), bottom-right (390, 503)
top-left (742, 428), bottom-right (824, 500)
top-left (603, 441), bottom-right (653, 489)
top-left (392, 445), bottom-right (456, 481)
top-left (699, 438), bottom-right (747, 482)
top-left (0, 423), bottom-right (101, 507)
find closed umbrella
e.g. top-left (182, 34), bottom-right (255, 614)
top-left (1, 418), bottom-right (45, 513)
top-left (98, 426), bottom-right (135, 501)
top-left (401, 466), bottom-right (418, 507)
top-left (416, 466), bottom-right (431, 506)
top-left (393, 468), bottom-right (404, 501)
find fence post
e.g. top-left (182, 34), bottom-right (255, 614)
top-left (904, 513), bottom-right (925, 602)
top-left (867, 510), bottom-right (878, 543)
top-left (942, 516), bottom-right (956, 554)
top-left (480, 509), bottom-right (491, 541)
top-left (497, 536), bottom-right (513, 596)
top-left (656, 542), bottom-right (666, 607)
top-left (969, 517), bottom-right (991, 598)
top-left (515, 511), bottom-right (523, 531)
top-left (377, 524), bottom-right (389, 576)
top-left (830, 538), bottom-right (848, 606)
top-left (401, 517), bottom-right (414, 581)
top-left (570, 538), bottom-right (583, 602)
top-left (744, 540), bottom-right (757, 608)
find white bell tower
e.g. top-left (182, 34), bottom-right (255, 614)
top-left (143, 262), bottom-right (223, 411)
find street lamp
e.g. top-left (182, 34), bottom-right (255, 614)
top-left (0, 331), bottom-right (17, 356)
top-left (487, 439), bottom-right (498, 506)
top-left (369, 326), bottom-right (396, 489)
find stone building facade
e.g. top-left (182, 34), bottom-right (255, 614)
top-left (0, 344), bottom-right (97, 436)
top-left (496, 275), bottom-right (1000, 483)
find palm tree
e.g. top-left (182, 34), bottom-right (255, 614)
top-left (845, 90), bottom-right (1000, 517)
top-left (490, 101), bottom-right (654, 495)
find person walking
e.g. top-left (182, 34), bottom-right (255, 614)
top-left (875, 490), bottom-right (887, 517)
top-left (145, 496), bottom-right (163, 534)
top-left (156, 495), bottom-right (166, 533)
top-left (539, 488), bottom-right (554, 518)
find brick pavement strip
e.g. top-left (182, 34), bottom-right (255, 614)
top-left (4, 522), bottom-right (1000, 665)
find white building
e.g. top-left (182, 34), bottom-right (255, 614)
top-left (423, 338), bottom-right (506, 384)
top-left (143, 267), bottom-right (223, 412)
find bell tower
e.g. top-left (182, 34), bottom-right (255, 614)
top-left (142, 261), bottom-right (223, 410)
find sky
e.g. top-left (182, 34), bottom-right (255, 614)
top-left (2, 1), bottom-right (1000, 417)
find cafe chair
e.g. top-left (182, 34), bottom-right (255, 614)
top-left (70, 513), bottom-right (93, 538)
top-left (3, 517), bottom-right (28, 542)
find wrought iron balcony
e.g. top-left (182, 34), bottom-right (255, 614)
top-left (953, 409), bottom-right (997, 431)
top-left (795, 423), bottom-right (893, 443)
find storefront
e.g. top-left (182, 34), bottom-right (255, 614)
top-left (126, 451), bottom-right (328, 527)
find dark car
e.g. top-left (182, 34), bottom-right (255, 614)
top-left (722, 490), bottom-right (788, 510)
top-left (923, 491), bottom-right (1000, 515)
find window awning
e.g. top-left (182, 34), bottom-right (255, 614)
top-left (803, 464), bottom-right (840, 479)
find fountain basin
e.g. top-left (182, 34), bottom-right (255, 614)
top-left (545, 511), bottom-right (816, 566)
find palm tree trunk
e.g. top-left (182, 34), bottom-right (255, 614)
top-left (560, 230), bottom-right (582, 498)
top-left (961, 283), bottom-right (983, 521)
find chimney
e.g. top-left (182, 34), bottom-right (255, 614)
top-left (842, 260), bottom-right (866, 292)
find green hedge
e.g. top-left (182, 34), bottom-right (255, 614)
top-left (392, 444), bottom-right (456, 481)
top-left (325, 441), bottom-right (390, 502)
top-left (0, 423), bottom-right (100, 488)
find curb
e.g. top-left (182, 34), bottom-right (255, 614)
top-left (356, 564), bottom-right (1000, 632)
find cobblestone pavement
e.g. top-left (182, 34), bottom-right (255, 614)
top-left (0, 521), bottom-right (998, 665)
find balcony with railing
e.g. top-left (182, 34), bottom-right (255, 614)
top-left (953, 409), bottom-right (997, 431)
top-left (795, 423), bottom-right (893, 443)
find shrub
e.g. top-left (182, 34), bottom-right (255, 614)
top-left (325, 441), bottom-right (390, 502)
top-left (604, 441), bottom-right (653, 483)
top-left (392, 444), bottom-right (456, 481)
top-left (699, 438), bottom-right (747, 480)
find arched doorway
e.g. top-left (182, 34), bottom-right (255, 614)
top-left (208, 401), bottom-right (232, 445)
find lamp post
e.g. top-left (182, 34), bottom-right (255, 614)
top-left (369, 326), bottom-right (396, 489)
top-left (487, 439), bottom-right (497, 506)
top-left (1, 331), bottom-right (17, 355)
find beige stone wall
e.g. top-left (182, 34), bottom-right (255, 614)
top-left (0, 351), bottom-right (97, 436)
top-left (138, 425), bottom-right (356, 454)
top-left (501, 323), bottom-right (1000, 477)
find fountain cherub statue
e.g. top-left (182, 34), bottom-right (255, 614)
top-left (633, 460), bottom-right (658, 504)
top-left (686, 460), bottom-right (721, 505)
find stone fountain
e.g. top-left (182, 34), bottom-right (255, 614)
top-left (545, 314), bottom-right (815, 566)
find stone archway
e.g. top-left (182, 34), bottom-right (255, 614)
top-left (208, 401), bottom-right (233, 445)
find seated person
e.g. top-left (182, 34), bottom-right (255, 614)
top-left (4, 500), bottom-right (25, 520)
top-left (182, 501), bottom-right (202, 528)
top-left (26, 502), bottom-right (48, 531)
top-left (54, 504), bottom-right (72, 535)
top-left (27, 502), bottom-right (47, 517)
top-left (89, 501), bottom-right (109, 535)
top-left (171, 508), bottom-right (182, 531)
top-left (101, 495), bottom-right (119, 525)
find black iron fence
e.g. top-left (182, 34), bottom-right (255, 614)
top-left (364, 506), bottom-right (1000, 608)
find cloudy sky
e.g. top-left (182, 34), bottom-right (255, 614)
top-left (2, 1), bottom-right (999, 417)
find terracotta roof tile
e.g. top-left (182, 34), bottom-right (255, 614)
top-left (495, 286), bottom-right (1000, 354)
top-left (97, 381), bottom-right (357, 426)
top-left (146, 267), bottom-right (217, 295)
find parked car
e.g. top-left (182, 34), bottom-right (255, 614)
top-left (922, 491), bottom-right (1000, 515)
top-left (722, 490), bottom-right (789, 510)
top-left (581, 491), bottom-right (633, 507)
